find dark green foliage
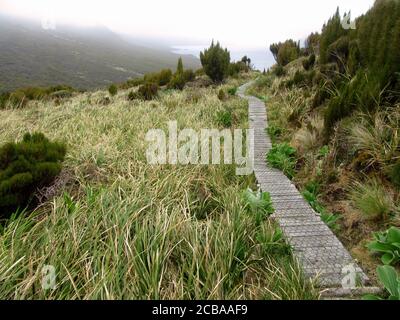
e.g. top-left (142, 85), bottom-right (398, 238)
top-left (304, 32), bottom-right (320, 55)
top-left (158, 69), bottom-right (173, 85)
top-left (108, 84), bottom-right (118, 96)
top-left (168, 58), bottom-right (187, 90)
top-left (0, 92), bottom-right (10, 109)
top-left (200, 41), bottom-right (231, 83)
top-left (227, 87), bottom-right (237, 96)
top-left (0, 132), bottom-right (66, 219)
top-left (144, 69), bottom-right (173, 86)
top-left (215, 110), bottom-right (232, 128)
top-left (183, 69), bottom-right (195, 83)
top-left (270, 40), bottom-right (300, 66)
top-left (388, 161), bottom-right (400, 189)
top-left (176, 57), bottom-right (184, 74)
top-left (312, 86), bottom-right (330, 108)
top-left (273, 65), bottom-right (286, 77)
top-left (302, 54), bottom-right (316, 71)
top-left (168, 73), bottom-right (186, 90)
top-left (319, 8), bottom-right (348, 65)
top-left (266, 143), bottom-right (297, 179)
top-left (217, 89), bottom-right (226, 101)
top-left (228, 61), bottom-right (248, 77)
top-left (137, 83), bottom-right (159, 101)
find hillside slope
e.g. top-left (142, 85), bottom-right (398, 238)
top-left (0, 15), bottom-right (201, 92)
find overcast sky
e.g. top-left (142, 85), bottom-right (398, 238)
top-left (1, 0), bottom-right (375, 48)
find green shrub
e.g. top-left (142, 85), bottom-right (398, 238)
top-left (368, 227), bottom-right (400, 266)
top-left (388, 161), bottom-right (400, 189)
top-left (138, 83), bottom-right (159, 101)
top-left (200, 41), bottom-right (230, 83)
top-left (302, 54), bottom-right (316, 71)
top-left (108, 84), bottom-right (118, 96)
top-left (215, 110), bottom-right (232, 128)
top-left (242, 189), bottom-right (275, 226)
top-left (266, 143), bottom-right (297, 179)
top-left (168, 73), bottom-right (186, 90)
top-left (0, 92), bottom-right (10, 109)
top-left (183, 69), bottom-right (195, 83)
top-left (0, 132), bottom-right (66, 219)
top-left (227, 87), bottom-right (237, 96)
top-left (144, 69), bottom-right (173, 86)
top-left (273, 65), bottom-right (286, 77)
top-left (125, 78), bottom-right (144, 88)
top-left (217, 89), bottom-right (226, 101)
top-left (364, 266), bottom-right (400, 300)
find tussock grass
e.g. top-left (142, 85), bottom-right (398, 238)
top-left (349, 178), bottom-right (397, 221)
top-left (0, 84), bottom-right (317, 299)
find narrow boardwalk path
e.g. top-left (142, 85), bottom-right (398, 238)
top-left (238, 82), bottom-right (369, 288)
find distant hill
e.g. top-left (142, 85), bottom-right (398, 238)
top-left (0, 15), bottom-right (201, 92)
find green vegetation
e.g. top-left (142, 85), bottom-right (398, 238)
top-left (0, 72), bottom-right (315, 299)
top-left (364, 266), bottom-right (400, 300)
top-left (368, 227), bottom-right (400, 266)
top-left (108, 84), bottom-right (118, 96)
top-left (0, 133), bottom-right (66, 220)
top-left (200, 41), bottom-right (231, 83)
top-left (138, 83), bottom-right (159, 101)
top-left (0, 85), bottom-right (76, 109)
top-left (267, 143), bottom-right (297, 179)
top-left (270, 40), bottom-right (301, 66)
top-left (349, 179), bottom-right (396, 221)
top-left (249, 0), bottom-right (400, 284)
top-left (242, 189), bottom-right (275, 226)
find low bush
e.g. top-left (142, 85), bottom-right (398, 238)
top-left (183, 69), bottom-right (195, 83)
top-left (368, 227), bottom-right (400, 266)
top-left (0, 132), bottom-right (66, 219)
top-left (168, 73), bottom-right (186, 90)
top-left (138, 83), bottom-right (159, 101)
top-left (108, 84), bottom-right (118, 96)
top-left (266, 143), bottom-right (297, 179)
top-left (302, 54), bottom-right (316, 71)
top-left (273, 65), bottom-right (286, 77)
top-left (388, 162), bottom-right (400, 189)
top-left (227, 87), bottom-right (237, 96)
top-left (217, 89), bottom-right (226, 101)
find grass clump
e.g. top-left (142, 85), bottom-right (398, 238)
top-left (267, 143), bottom-right (297, 179)
top-left (0, 80), bottom-right (317, 300)
top-left (0, 132), bottom-right (66, 220)
top-left (349, 179), bottom-right (396, 221)
top-left (215, 110), bottom-right (232, 128)
top-left (138, 83), bottom-right (159, 101)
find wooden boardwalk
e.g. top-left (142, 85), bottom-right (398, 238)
top-left (238, 82), bottom-right (370, 288)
